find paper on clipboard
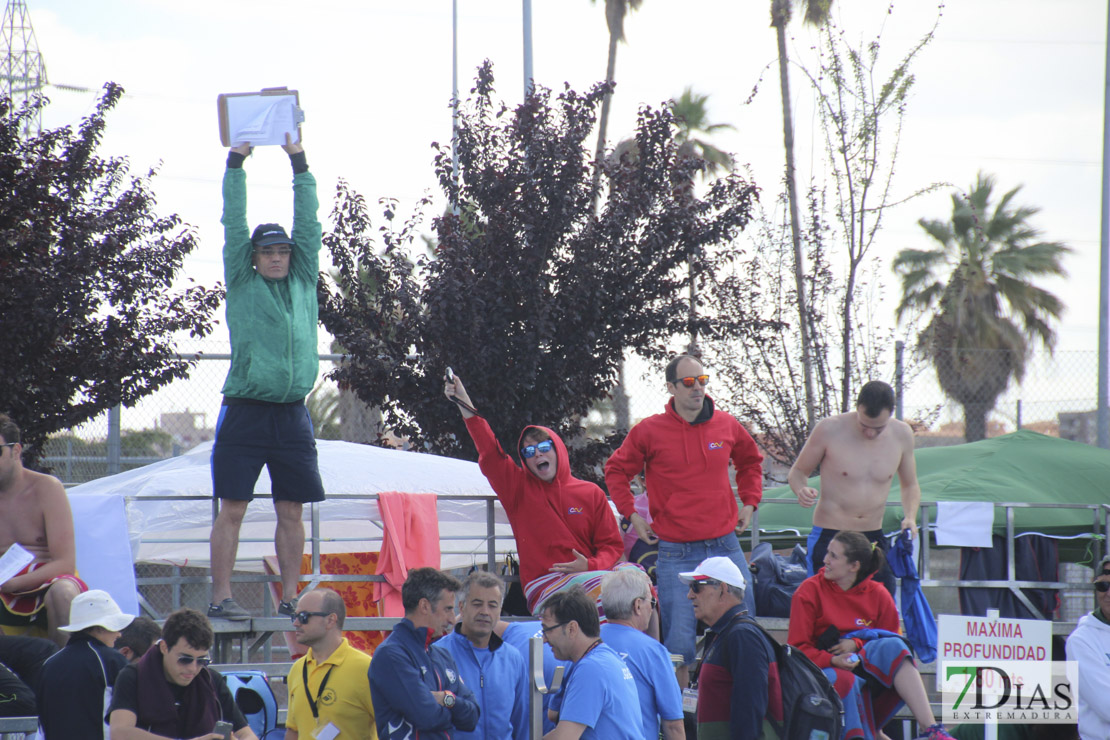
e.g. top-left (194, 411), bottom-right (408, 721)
top-left (217, 88), bottom-right (304, 147)
top-left (0, 542), bottom-right (35, 585)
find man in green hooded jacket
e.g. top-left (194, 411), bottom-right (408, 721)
top-left (208, 134), bottom-right (325, 621)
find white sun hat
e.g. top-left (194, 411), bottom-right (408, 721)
top-left (60, 589), bottom-right (135, 632)
top-left (677, 556), bottom-right (747, 592)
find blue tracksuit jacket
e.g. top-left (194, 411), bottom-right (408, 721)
top-left (370, 618), bottom-right (480, 739)
top-left (437, 624), bottom-right (528, 740)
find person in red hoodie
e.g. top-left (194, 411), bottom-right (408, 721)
top-left (788, 530), bottom-right (954, 740)
top-left (605, 353), bottom-right (762, 687)
top-left (445, 374), bottom-right (627, 616)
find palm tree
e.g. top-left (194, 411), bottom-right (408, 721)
top-left (611, 89), bottom-right (736, 353)
top-left (590, 0), bottom-right (644, 204)
top-left (893, 173), bottom-right (1070, 442)
top-left (589, 0), bottom-right (644, 431)
top-left (670, 88), bottom-right (734, 352)
top-left (670, 87), bottom-right (735, 176)
top-left (770, 0), bottom-right (833, 432)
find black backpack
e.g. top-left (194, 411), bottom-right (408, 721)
top-left (739, 617), bottom-right (843, 740)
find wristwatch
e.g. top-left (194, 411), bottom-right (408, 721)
top-left (443, 690), bottom-right (456, 708)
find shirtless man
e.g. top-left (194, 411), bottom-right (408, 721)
top-left (787, 381), bottom-right (920, 594)
top-left (0, 414), bottom-right (84, 646)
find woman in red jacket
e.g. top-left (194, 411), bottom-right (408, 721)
top-left (445, 374), bottom-right (629, 615)
top-left (788, 530), bottom-right (954, 740)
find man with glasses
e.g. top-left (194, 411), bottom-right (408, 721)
top-left (1066, 554), bottom-right (1110, 740)
top-left (787, 380), bottom-right (919, 594)
top-left (209, 134), bottom-right (326, 622)
top-left (370, 568), bottom-right (479, 740)
top-left (108, 607), bottom-right (257, 739)
top-left (682, 557), bottom-right (777, 740)
top-left (606, 354), bottom-right (762, 687)
top-left (0, 413), bottom-right (84, 646)
top-left (445, 375), bottom-right (625, 616)
top-left (436, 571), bottom-right (528, 740)
top-left (599, 568), bottom-right (685, 740)
top-left (540, 586), bottom-right (640, 740)
top-left (286, 588), bottom-right (376, 739)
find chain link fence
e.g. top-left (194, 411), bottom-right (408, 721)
top-left (44, 341), bottom-right (1101, 485)
top-left (895, 346), bottom-right (1099, 447)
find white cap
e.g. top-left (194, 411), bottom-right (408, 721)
top-left (60, 589), bottom-right (135, 632)
top-left (678, 556), bottom-right (747, 592)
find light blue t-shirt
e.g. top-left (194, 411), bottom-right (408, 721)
top-left (600, 622), bottom-right (685, 739)
top-left (557, 643), bottom-right (642, 740)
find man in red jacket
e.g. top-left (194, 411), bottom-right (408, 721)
top-left (605, 354), bottom-right (762, 687)
top-left (446, 374), bottom-right (625, 615)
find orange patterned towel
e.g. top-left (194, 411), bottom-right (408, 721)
top-left (266, 552), bottom-right (387, 658)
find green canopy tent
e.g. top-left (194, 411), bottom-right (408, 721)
top-left (754, 430), bottom-right (1110, 563)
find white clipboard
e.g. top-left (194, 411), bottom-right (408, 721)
top-left (217, 87), bottom-right (304, 147)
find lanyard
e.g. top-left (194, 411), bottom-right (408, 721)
top-left (690, 612), bottom-right (746, 689)
top-left (561, 639), bottom-right (603, 690)
top-left (303, 660), bottom-right (336, 721)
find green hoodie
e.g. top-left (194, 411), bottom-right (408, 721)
top-left (219, 165), bottom-right (321, 403)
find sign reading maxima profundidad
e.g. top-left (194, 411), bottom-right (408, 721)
top-left (937, 611), bottom-right (1077, 726)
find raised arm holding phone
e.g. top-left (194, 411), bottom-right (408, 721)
top-left (445, 372), bottom-right (629, 616)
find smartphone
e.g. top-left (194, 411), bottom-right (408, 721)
top-left (446, 367), bottom-right (455, 383)
top-left (213, 720), bottom-right (233, 740)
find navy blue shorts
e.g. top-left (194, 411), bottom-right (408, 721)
top-left (806, 526), bottom-right (895, 595)
top-left (211, 400), bottom-right (325, 503)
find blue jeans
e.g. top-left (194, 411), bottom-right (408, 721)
top-left (656, 534), bottom-right (757, 665)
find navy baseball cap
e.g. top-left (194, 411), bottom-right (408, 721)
top-left (251, 223), bottom-right (294, 248)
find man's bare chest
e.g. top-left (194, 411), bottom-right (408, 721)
top-left (822, 439), bottom-right (900, 485)
top-left (0, 495), bottom-right (46, 548)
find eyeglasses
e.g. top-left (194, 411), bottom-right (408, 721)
top-left (0, 443), bottom-right (16, 451)
top-left (638, 595), bottom-right (658, 610)
top-left (520, 440), bottom-right (554, 459)
top-left (1095, 582), bottom-right (1110, 593)
top-left (540, 621), bottom-right (568, 636)
top-left (674, 375), bottom-right (709, 388)
top-left (254, 246), bottom-right (292, 257)
top-left (175, 654), bottom-right (212, 667)
top-left (292, 610), bottom-right (331, 625)
top-left (688, 578), bottom-right (721, 594)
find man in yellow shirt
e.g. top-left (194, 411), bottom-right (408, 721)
top-left (286, 588), bottom-right (376, 739)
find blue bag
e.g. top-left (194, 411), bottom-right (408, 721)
top-left (223, 669), bottom-right (279, 738)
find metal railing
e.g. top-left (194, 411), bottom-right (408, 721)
top-left (750, 499), bottom-right (1110, 622)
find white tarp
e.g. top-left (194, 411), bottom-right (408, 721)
top-left (67, 440), bottom-right (517, 572)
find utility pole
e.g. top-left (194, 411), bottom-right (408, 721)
top-left (1, 0), bottom-right (48, 137)
top-left (1098, 0), bottom-right (1110, 448)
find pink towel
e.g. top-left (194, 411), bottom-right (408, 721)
top-left (373, 491), bottom-right (441, 617)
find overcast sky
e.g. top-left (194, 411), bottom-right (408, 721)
top-left (21, 0), bottom-right (1109, 427)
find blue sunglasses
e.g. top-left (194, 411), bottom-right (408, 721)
top-left (521, 440), bottom-right (554, 459)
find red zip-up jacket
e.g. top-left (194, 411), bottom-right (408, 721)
top-left (464, 416), bottom-right (623, 589)
top-left (787, 570), bottom-right (900, 670)
top-left (604, 397), bottom-right (763, 543)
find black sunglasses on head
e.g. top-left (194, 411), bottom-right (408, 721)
top-left (688, 578), bottom-right (721, 594)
